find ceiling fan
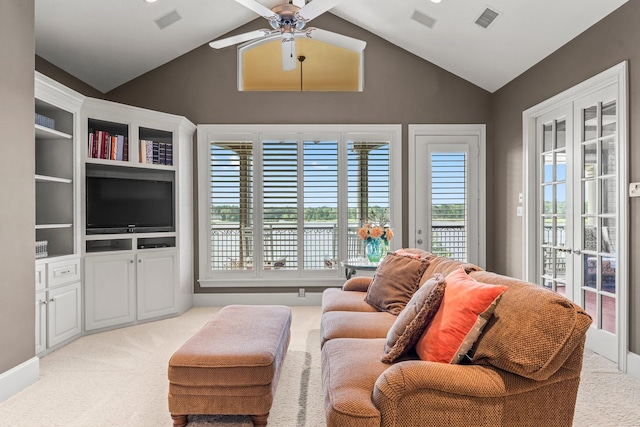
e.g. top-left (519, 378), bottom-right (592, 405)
top-left (209, 0), bottom-right (366, 71)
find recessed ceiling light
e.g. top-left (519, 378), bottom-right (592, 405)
top-left (144, 0), bottom-right (158, 3)
top-left (431, 0), bottom-right (442, 3)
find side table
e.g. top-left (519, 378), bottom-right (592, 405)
top-left (341, 258), bottom-right (379, 279)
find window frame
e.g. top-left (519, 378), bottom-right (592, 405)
top-left (197, 124), bottom-right (402, 288)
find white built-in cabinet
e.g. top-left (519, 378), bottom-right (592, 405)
top-left (84, 249), bottom-right (178, 330)
top-left (34, 73), bottom-right (84, 356)
top-left (81, 98), bottom-right (195, 332)
top-left (33, 74), bottom-right (195, 353)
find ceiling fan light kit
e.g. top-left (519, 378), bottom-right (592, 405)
top-left (209, 0), bottom-right (366, 71)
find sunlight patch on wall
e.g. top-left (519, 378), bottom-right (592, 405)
top-left (239, 38), bottom-right (363, 92)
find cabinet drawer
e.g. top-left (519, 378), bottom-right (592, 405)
top-left (47, 258), bottom-right (81, 288)
top-left (36, 263), bottom-right (46, 291)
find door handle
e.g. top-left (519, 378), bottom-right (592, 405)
top-left (573, 248), bottom-right (582, 255)
top-left (557, 247), bottom-right (572, 253)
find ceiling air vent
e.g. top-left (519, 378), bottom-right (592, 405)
top-left (411, 9), bottom-right (437, 30)
top-left (474, 7), bottom-right (500, 29)
top-left (155, 9), bottom-right (182, 30)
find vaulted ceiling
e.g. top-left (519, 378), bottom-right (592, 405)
top-left (35, 0), bottom-right (628, 93)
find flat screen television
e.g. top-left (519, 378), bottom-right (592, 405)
top-left (86, 176), bottom-right (174, 234)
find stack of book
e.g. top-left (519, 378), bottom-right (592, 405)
top-left (88, 130), bottom-right (129, 161)
top-left (35, 113), bottom-right (55, 129)
top-left (36, 240), bottom-right (48, 259)
top-left (139, 140), bottom-right (173, 166)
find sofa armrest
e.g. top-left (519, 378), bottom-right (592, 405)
top-left (342, 276), bottom-right (373, 292)
top-left (373, 360), bottom-right (580, 427)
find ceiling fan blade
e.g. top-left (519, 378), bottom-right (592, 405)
top-left (302, 28), bottom-right (366, 51)
top-left (281, 38), bottom-right (297, 71)
top-left (209, 29), bottom-right (273, 49)
top-left (297, 0), bottom-right (343, 22)
top-left (233, 0), bottom-right (277, 19)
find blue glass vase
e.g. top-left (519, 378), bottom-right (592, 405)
top-left (366, 238), bottom-right (384, 263)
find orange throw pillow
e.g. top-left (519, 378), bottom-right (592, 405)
top-left (415, 266), bottom-right (508, 364)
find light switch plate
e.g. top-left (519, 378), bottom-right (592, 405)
top-left (630, 182), bottom-right (640, 198)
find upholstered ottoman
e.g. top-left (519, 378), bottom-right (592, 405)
top-left (168, 305), bottom-right (292, 427)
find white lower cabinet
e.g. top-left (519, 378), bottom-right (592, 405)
top-left (84, 253), bottom-right (136, 331)
top-left (136, 251), bottom-right (178, 321)
top-left (35, 256), bottom-right (82, 355)
top-left (47, 283), bottom-right (82, 347)
top-left (84, 249), bottom-right (177, 331)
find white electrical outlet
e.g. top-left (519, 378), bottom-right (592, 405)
top-left (516, 206), bottom-right (523, 216)
top-left (630, 182), bottom-right (640, 198)
top-left (518, 193), bottom-right (523, 203)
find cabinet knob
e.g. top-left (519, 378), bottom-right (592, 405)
top-left (138, 259), bottom-right (142, 263)
top-left (49, 298), bottom-right (56, 303)
top-left (41, 300), bottom-right (47, 306)
top-left (130, 260), bottom-right (134, 264)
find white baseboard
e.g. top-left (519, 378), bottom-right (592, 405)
top-left (0, 357), bottom-right (39, 403)
top-left (626, 351), bottom-right (640, 380)
top-left (193, 292), bottom-right (323, 307)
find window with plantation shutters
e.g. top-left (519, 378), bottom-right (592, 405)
top-left (348, 139), bottom-right (390, 258)
top-left (197, 125), bottom-right (402, 286)
top-left (208, 141), bottom-right (254, 270)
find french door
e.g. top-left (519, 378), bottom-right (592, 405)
top-left (526, 62), bottom-right (628, 365)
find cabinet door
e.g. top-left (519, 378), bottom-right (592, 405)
top-left (47, 282), bottom-right (81, 348)
top-left (35, 291), bottom-right (47, 354)
top-left (85, 254), bottom-right (136, 331)
top-left (136, 250), bottom-right (178, 321)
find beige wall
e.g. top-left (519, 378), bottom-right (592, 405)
top-left (0, 0), bottom-right (36, 373)
top-left (490, 1), bottom-right (640, 351)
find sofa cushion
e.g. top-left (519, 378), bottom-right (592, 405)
top-left (469, 271), bottom-right (593, 381)
top-left (381, 274), bottom-right (446, 363)
top-left (342, 276), bottom-right (373, 292)
top-left (321, 311), bottom-right (396, 347)
top-left (322, 338), bottom-right (389, 427)
top-left (364, 252), bottom-right (430, 315)
top-left (394, 248), bottom-right (435, 260)
top-left (415, 267), bottom-right (507, 364)
top-left (322, 288), bottom-right (377, 314)
top-left (421, 256), bottom-right (483, 285)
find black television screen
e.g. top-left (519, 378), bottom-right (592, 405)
top-left (86, 176), bottom-right (174, 234)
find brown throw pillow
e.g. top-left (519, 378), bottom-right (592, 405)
top-left (364, 252), bottom-right (430, 315)
top-left (382, 274), bottom-right (446, 363)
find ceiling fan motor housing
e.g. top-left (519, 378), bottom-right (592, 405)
top-left (270, 4), bottom-right (307, 35)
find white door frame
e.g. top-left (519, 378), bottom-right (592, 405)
top-left (522, 61), bottom-right (629, 371)
top-left (408, 124), bottom-right (487, 269)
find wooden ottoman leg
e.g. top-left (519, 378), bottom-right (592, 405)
top-left (171, 414), bottom-right (188, 427)
top-left (251, 412), bottom-right (269, 427)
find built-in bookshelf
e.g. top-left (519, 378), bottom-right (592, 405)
top-left (35, 75), bottom-right (83, 259)
top-left (81, 97), bottom-right (196, 331)
top-left (34, 72), bottom-right (84, 356)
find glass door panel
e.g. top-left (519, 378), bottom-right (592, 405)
top-left (575, 87), bottom-right (618, 361)
top-left (539, 115), bottom-right (569, 296)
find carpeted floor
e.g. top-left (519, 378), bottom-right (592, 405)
top-left (0, 306), bottom-right (639, 426)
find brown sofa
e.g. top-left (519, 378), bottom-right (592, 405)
top-left (320, 252), bottom-right (592, 427)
